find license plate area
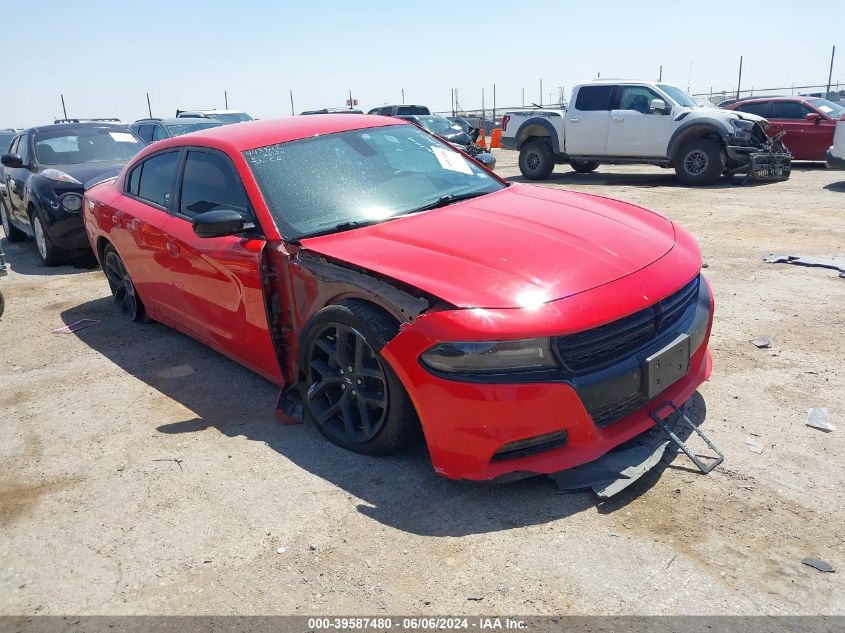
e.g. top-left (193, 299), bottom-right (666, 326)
top-left (644, 334), bottom-right (691, 398)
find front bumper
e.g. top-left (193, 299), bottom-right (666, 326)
top-left (827, 148), bottom-right (845, 170)
top-left (726, 145), bottom-right (792, 181)
top-left (382, 242), bottom-right (713, 481)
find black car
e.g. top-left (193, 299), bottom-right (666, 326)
top-left (130, 117), bottom-right (224, 144)
top-left (0, 129), bottom-right (17, 153)
top-left (0, 122), bottom-right (145, 266)
top-left (396, 115), bottom-right (496, 170)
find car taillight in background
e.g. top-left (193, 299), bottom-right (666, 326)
top-left (501, 115), bottom-right (510, 132)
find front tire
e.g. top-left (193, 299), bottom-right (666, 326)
top-left (519, 139), bottom-right (555, 180)
top-left (1, 199), bottom-right (27, 242)
top-left (675, 138), bottom-right (724, 186)
top-left (102, 244), bottom-right (147, 322)
top-left (300, 300), bottom-right (418, 455)
top-left (569, 160), bottom-right (600, 174)
top-left (31, 211), bottom-right (62, 267)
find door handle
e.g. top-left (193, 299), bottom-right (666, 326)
top-left (613, 117), bottom-right (624, 122)
top-left (569, 118), bottom-right (580, 122)
top-left (166, 242), bottom-right (180, 258)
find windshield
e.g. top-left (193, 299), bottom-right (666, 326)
top-left (210, 112), bottom-right (253, 124)
top-left (809, 98), bottom-right (845, 118)
top-left (244, 124), bottom-right (503, 240)
top-left (416, 116), bottom-right (462, 135)
top-left (166, 121), bottom-right (224, 136)
top-left (34, 127), bottom-right (144, 165)
top-left (657, 84), bottom-right (698, 108)
top-left (0, 132), bottom-right (15, 153)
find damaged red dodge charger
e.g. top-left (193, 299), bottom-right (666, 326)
top-left (82, 115), bottom-right (714, 481)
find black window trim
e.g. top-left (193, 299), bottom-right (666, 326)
top-left (123, 148), bottom-right (182, 214)
top-left (172, 145), bottom-right (261, 233)
top-left (737, 101), bottom-right (772, 118)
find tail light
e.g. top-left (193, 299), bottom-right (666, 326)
top-left (501, 115), bottom-right (510, 132)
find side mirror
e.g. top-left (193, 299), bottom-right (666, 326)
top-left (1, 153), bottom-right (24, 168)
top-left (805, 112), bottom-right (821, 124)
top-left (650, 99), bottom-right (669, 114)
top-left (475, 152), bottom-right (497, 170)
top-left (192, 209), bottom-right (250, 239)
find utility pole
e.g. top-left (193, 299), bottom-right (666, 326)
top-left (348, 89), bottom-right (353, 110)
top-left (522, 87), bottom-right (525, 108)
top-left (224, 90), bottom-right (228, 109)
top-left (289, 89), bottom-right (295, 116)
top-left (481, 87), bottom-right (485, 123)
top-left (401, 88), bottom-right (405, 105)
top-left (659, 65), bottom-right (663, 81)
top-left (451, 89), bottom-right (455, 116)
top-left (539, 79), bottom-right (543, 107)
top-left (736, 55), bottom-right (743, 101)
top-left (146, 92), bottom-right (152, 118)
top-left (492, 83), bottom-right (496, 125)
top-left (826, 45), bottom-right (836, 100)
top-left (60, 94), bottom-right (67, 119)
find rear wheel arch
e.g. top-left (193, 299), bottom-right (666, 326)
top-left (515, 119), bottom-right (561, 154)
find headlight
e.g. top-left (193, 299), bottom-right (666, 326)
top-left (420, 338), bottom-right (557, 374)
top-left (42, 169), bottom-right (81, 184)
top-left (60, 193), bottom-right (83, 212)
top-left (730, 119), bottom-right (755, 141)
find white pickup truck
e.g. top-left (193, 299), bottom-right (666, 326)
top-left (501, 79), bottom-right (791, 185)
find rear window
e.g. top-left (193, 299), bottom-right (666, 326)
top-left (397, 105), bottom-right (431, 115)
top-left (737, 102), bottom-right (771, 117)
top-left (575, 86), bottom-right (614, 111)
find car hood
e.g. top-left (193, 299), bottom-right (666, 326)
top-left (41, 162), bottom-right (128, 189)
top-left (300, 184), bottom-right (676, 309)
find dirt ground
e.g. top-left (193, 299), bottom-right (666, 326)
top-left (1, 154), bottom-right (843, 616)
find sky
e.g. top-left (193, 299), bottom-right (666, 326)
top-left (1, 0), bottom-right (842, 128)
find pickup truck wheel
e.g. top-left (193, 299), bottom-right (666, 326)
top-left (569, 160), bottom-right (600, 174)
top-left (519, 140), bottom-right (555, 180)
top-left (675, 139), bottom-right (724, 186)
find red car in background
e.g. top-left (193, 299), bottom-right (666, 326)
top-left (724, 97), bottom-right (845, 161)
top-left (82, 115), bottom-right (714, 481)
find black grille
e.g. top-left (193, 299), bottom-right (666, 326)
top-left (590, 394), bottom-right (646, 428)
top-left (555, 276), bottom-right (700, 375)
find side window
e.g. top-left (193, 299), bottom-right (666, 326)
top-left (770, 102), bottom-right (813, 120)
top-left (737, 102), bottom-right (771, 117)
top-left (9, 136), bottom-right (20, 155)
top-left (574, 86), bottom-right (614, 111)
top-left (136, 125), bottom-right (154, 143)
top-left (614, 86), bottom-right (662, 113)
top-left (136, 151), bottom-right (180, 208)
top-left (126, 163), bottom-right (142, 196)
top-left (178, 151), bottom-right (250, 220)
top-left (152, 125), bottom-right (167, 142)
top-left (17, 135), bottom-right (30, 163)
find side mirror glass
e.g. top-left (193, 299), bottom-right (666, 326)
top-left (1, 153), bottom-right (24, 169)
top-left (475, 152), bottom-right (497, 170)
top-left (192, 209), bottom-right (250, 239)
top-left (650, 99), bottom-right (669, 114)
top-left (805, 112), bottom-right (821, 123)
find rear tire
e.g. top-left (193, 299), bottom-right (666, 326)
top-left (519, 139), bottom-right (555, 180)
top-left (300, 300), bottom-right (419, 455)
top-left (1, 198), bottom-right (27, 242)
top-left (102, 244), bottom-right (148, 322)
top-left (675, 138), bottom-right (724, 186)
top-left (569, 160), bottom-right (600, 174)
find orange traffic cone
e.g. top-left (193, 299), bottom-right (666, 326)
top-left (490, 128), bottom-right (502, 149)
top-left (477, 126), bottom-right (486, 148)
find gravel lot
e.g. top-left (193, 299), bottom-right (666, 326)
top-left (1, 153), bottom-right (843, 615)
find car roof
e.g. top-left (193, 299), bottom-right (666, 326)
top-left (133, 117), bottom-right (217, 125)
top-left (29, 121), bottom-right (132, 134)
top-left (140, 115), bottom-right (406, 154)
top-left (731, 96), bottom-right (809, 103)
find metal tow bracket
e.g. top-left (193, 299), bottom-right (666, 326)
top-left (651, 401), bottom-right (723, 474)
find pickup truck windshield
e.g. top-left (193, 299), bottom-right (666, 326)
top-left (244, 124), bottom-right (503, 240)
top-left (34, 128), bottom-right (144, 165)
top-left (657, 84), bottom-right (698, 108)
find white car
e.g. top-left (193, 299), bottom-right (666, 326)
top-left (500, 79), bottom-right (791, 185)
top-left (827, 115), bottom-right (845, 170)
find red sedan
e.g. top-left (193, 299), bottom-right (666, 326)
top-left (725, 96), bottom-right (845, 161)
top-left (83, 115), bottom-right (714, 481)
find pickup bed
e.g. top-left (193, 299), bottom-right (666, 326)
top-left (501, 80), bottom-right (791, 185)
